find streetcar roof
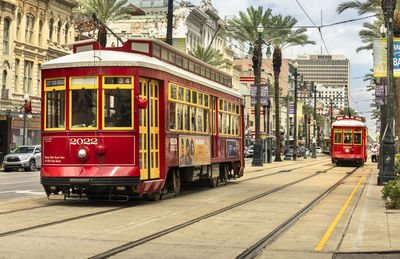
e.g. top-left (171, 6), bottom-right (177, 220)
top-left (332, 119), bottom-right (366, 127)
top-left (41, 50), bottom-right (243, 99)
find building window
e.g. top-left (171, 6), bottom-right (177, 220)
top-left (25, 14), bottom-right (35, 43)
top-left (57, 21), bottom-right (62, 43)
top-left (3, 70), bottom-right (7, 89)
top-left (15, 59), bottom-right (19, 91)
top-left (64, 23), bottom-right (69, 43)
top-left (16, 13), bottom-right (21, 40)
top-left (23, 60), bottom-right (33, 93)
top-left (38, 21), bottom-right (43, 46)
top-left (49, 18), bottom-right (54, 41)
top-left (3, 18), bottom-right (10, 54)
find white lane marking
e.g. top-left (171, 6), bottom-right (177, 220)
top-left (0, 190), bottom-right (45, 195)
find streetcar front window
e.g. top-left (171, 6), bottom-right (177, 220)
top-left (354, 131), bottom-right (362, 145)
top-left (334, 130), bottom-right (342, 144)
top-left (104, 89), bottom-right (132, 128)
top-left (343, 130), bottom-right (352, 144)
top-left (46, 90), bottom-right (65, 129)
top-left (71, 89), bottom-right (97, 128)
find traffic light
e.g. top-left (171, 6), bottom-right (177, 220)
top-left (24, 100), bottom-right (32, 113)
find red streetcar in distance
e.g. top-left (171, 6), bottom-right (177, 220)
top-left (40, 38), bottom-right (244, 200)
top-left (331, 115), bottom-right (368, 166)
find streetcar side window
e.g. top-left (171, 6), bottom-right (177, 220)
top-left (218, 98), bottom-right (240, 137)
top-left (334, 130), bottom-right (342, 144)
top-left (343, 130), bottom-right (352, 144)
top-left (44, 78), bottom-right (66, 130)
top-left (102, 76), bottom-right (133, 129)
top-left (354, 130), bottom-right (362, 145)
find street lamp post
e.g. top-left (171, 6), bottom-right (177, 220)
top-left (252, 23), bottom-right (265, 166)
top-left (312, 86), bottom-right (317, 158)
top-left (378, 0), bottom-right (396, 184)
top-left (293, 62), bottom-right (301, 161)
top-left (251, 23), bottom-right (271, 166)
top-left (19, 94), bottom-right (31, 145)
top-left (284, 95), bottom-right (291, 160)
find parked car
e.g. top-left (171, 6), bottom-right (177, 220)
top-left (316, 146), bottom-right (322, 154)
top-left (2, 145), bottom-right (41, 172)
top-left (245, 145), bottom-right (254, 158)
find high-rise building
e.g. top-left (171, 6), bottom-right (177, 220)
top-left (295, 55), bottom-right (350, 107)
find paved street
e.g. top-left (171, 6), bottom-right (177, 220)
top-left (0, 169), bottom-right (44, 202)
top-left (0, 156), bottom-right (399, 258)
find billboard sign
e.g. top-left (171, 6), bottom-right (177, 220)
top-left (300, 81), bottom-right (314, 93)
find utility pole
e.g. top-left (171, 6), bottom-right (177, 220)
top-left (378, 0), bottom-right (396, 184)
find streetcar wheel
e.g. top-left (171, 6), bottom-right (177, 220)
top-left (26, 160), bottom-right (36, 171)
top-left (173, 169), bottom-right (181, 196)
top-left (151, 191), bottom-right (162, 201)
top-left (209, 178), bottom-right (217, 188)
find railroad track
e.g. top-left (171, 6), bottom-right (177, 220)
top-left (88, 164), bottom-right (344, 259)
top-left (0, 159), bottom-right (333, 240)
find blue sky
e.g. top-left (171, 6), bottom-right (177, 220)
top-left (192, 0), bottom-right (377, 139)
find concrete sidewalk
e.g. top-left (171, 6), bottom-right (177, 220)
top-left (337, 163), bottom-right (400, 255)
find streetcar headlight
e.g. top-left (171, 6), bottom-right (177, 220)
top-left (78, 149), bottom-right (87, 159)
top-left (345, 148), bottom-right (350, 154)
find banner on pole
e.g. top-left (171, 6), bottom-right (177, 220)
top-left (373, 38), bottom-right (400, 77)
top-left (250, 84), bottom-right (269, 106)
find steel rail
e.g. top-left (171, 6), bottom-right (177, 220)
top-left (88, 166), bottom-right (337, 259)
top-left (236, 166), bottom-right (362, 259)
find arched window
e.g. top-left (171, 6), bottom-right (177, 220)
top-left (57, 21), bottom-right (62, 43)
top-left (3, 18), bottom-right (10, 54)
top-left (64, 23), bottom-right (69, 44)
top-left (17, 13), bottom-right (22, 40)
top-left (3, 70), bottom-right (7, 88)
top-left (49, 18), bottom-right (54, 41)
top-left (38, 20), bottom-right (43, 46)
top-left (25, 14), bottom-right (35, 43)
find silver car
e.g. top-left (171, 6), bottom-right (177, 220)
top-left (2, 145), bottom-right (41, 172)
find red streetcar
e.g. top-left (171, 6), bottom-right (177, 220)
top-left (331, 115), bottom-right (368, 166)
top-left (40, 38), bottom-right (244, 200)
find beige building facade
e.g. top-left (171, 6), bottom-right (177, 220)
top-left (0, 0), bottom-right (75, 159)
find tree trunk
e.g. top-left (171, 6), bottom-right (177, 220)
top-left (98, 25), bottom-right (107, 47)
top-left (273, 47), bottom-right (282, 161)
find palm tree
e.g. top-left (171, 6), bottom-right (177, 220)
top-left (268, 15), bottom-right (315, 161)
top-left (339, 107), bottom-right (359, 117)
top-left (188, 45), bottom-right (227, 68)
top-left (74, 0), bottom-right (134, 47)
top-left (336, 0), bottom-right (400, 149)
top-left (227, 7), bottom-right (314, 161)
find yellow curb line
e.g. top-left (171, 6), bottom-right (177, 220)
top-left (314, 164), bottom-right (372, 251)
top-left (0, 198), bottom-right (49, 208)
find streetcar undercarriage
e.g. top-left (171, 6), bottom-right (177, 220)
top-left (42, 162), bottom-right (243, 201)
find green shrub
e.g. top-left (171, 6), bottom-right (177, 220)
top-left (382, 155), bottom-right (400, 209)
top-left (382, 179), bottom-right (400, 209)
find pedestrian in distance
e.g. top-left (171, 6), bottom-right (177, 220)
top-left (371, 145), bottom-right (378, 163)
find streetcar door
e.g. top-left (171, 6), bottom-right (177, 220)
top-left (139, 78), bottom-right (160, 180)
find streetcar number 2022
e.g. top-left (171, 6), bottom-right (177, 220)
top-left (69, 138), bottom-right (98, 145)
